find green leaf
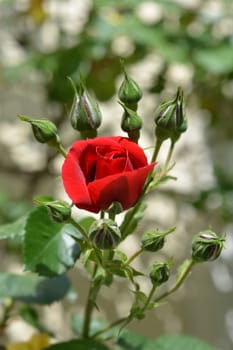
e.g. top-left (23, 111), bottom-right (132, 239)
top-left (78, 216), bottom-right (96, 232)
top-left (121, 203), bottom-right (147, 239)
top-left (117, 331), bottom-right (154, 350)
top-left (45, 339), bottom-right (109, 350)
top-left (195, 45), bottom-right (233, 74)
top-left (0, 273), bottom-right (70, 304)
top-left (117, 331), bottom-right (216, 350)
top-left (154, 334), bottom-right (217, 350)
top-left (24, 206), bottom-right (80, 276)
top-left (0, 215), bottom-right (27, 240)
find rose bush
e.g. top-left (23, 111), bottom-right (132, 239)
top-left (62, 136), bottom-right (155, 213)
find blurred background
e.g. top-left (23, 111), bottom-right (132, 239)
top-left (0, 0), bottom-right (233, 349)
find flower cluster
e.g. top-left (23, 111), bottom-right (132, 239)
top-left (14, 68), bottom-right (225, 348)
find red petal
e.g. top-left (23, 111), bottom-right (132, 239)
top-left (88, 162), bottom-right (155, 211)
top-left (61, 142), bottom-right (92, 207)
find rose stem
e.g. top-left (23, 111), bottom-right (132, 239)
top-left (82, 263), bottom-right (98, 338)
top-left (57, 143), bottom-right (67, 158)
top-left (69, 217), bottom-right (90, 242)
top-left (154, 259), bottom-right (195, 303)
top-left (151, 138), bottom-right (163, 163)
top-left (92, 261), bottom-right (196, 339)
top-left (163, 139), bottom-right (175, 174)
top-left (141, 284), bottom-right (157, 313)
top-left (125, 248), bottom-right (143, 265)
top-left (91, 317), bottom-right (127, 339)
top-left (91, 286), bottom-right (157, 339)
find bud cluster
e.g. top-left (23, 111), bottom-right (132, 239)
top-left (118, 66), bottom-right (143, 142)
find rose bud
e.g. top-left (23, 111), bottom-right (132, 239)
top-left (45, 200), bottom-right (71, 223)
top-left (149, 262), bottom-right (170, 286)
top-left (89, 219), bottom-right (121, 250)
top-left (119, 102), bottom-right (142, 143)
top-left (118, 69), bottom-right (142, 107)
top-left (18, 114), bottom-right (60, 146)
top-left (141, 227), bottom-right (175, 252)
top-left (154, 87), bottom-right (187, 143)
top-left (192, 230), bottom-right (225, 263)
top-left (69, 78), bottom-right (102, 139)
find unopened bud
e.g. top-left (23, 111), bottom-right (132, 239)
top-left (89, 219), bottom-right (121, 250)
top-left (154, 87), bottom-right (187, 143)
top-left (119, 101), bottom-right (142, 143)
top-left (192, 230), bottom-right (225, 263)
top-left (69, 78), bottom-right (102, 138)
top-left (118, 70), bottom-right (142, 105)
top-left (149, 262), bottom-right (170, 286)
top-left (18, 115), bottom-right (59, 146)
top-left (141, 227), bottom-right (175, 252)
top-left (35, 197), bottom-right (71, 222)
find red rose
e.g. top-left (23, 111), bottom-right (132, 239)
top-left (62, 136), bottom-right (156, 213)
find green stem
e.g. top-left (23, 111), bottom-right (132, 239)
top-left (57, 143), bottom-right (67, 158)
top-left (69, 217), bottom-right (90, 242)
top-left (82, 264), bottom-right (98, 338)
top-left (91, 317), bottom-right (127, 339)
top-left (120, 201), bottom-right (141, 239)
top-left (108, 212), bottom-right (116, 221)
top-left (154, 260), bottom-right (195, 303)
top-left (125, 248), bottom-right (143, 265)
top-left (141, 284), bottom-right (157, 313)
top-left (163, 139), bottom-right (175, 174)
top-left (151, 138), bottom-right (163, 163)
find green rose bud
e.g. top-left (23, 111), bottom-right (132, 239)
top-left (119, 101), bottom-right (142, 143)
top-left (192, 230), bottom-right (225, 263)
top-left (154, 87), bottom-right (187, 143)
top-left (45, 200), bottom-right (71, 223)
top-left (118, 69), bottom-right (142, 105)
top-left (68, 78), bottom-right (102, 138)
top-left (149, 262), bottom-right (170, 286)
top-left (89, 219), bottom-right (121, 250)
top-left (18, 115), bottom-right (60, 146)
top-left (141, 227), bottom-right (175, 252)
top-left (34, 197), bottom-right (71, 223)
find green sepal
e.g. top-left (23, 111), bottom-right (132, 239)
top-left (18, 114), bottom-right (60, 146)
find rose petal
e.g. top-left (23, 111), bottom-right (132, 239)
top-left (118, 137), bottom-right (148, 168)
top-left (62, 142), bottom-right (93, 206)
top-left (88, 162), bottom-right (155, 211)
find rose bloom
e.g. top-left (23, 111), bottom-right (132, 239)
top-left (62, 136), bottom-right (156, 213)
